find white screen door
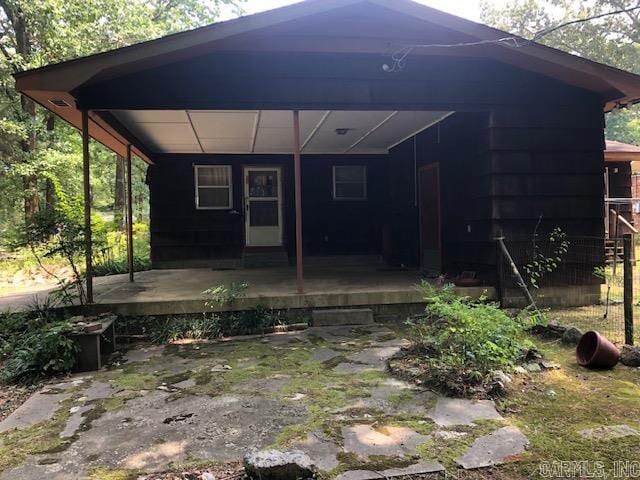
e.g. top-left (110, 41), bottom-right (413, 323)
top-left (244, 167), bottom-right (283, 247)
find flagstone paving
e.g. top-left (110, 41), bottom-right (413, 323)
top-left (0, 325), bottom-right (529, 479)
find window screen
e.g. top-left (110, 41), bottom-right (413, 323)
top-left (333, 165), bottom-right (367, 200)
top-left (195, 165), bottom-right (232, 209)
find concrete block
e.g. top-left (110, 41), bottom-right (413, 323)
top-left (312, 308), bottom-right (373, 326)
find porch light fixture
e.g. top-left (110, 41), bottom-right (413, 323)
top-left (335, 128), bottom-right (353, 136)
top-left (48, 98), bottom-right (70, 107)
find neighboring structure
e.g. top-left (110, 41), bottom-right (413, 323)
top-left (605, 140), bottom-right (640, 237)
top-left (14, 0), bottom-right (640, 301)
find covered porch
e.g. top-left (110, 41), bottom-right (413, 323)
top-left (15, 0), bottom-right (632, 308)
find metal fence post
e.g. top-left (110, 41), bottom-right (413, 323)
top-left (623, 234), bottom-right (634, 345)
top-left (496, 237), bottom-right (504, 307)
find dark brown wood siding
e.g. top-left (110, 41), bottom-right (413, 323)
top-left (148, 154), bottom-right (388, 267)
top-left (93, 51), bottom-right (608, 278)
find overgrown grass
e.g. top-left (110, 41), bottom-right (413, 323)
top-left (498, 339), bottom-right (640, 479)
top-left (404, 283), bottom-right (538, 396)
top-left (118, 308), bottom-right (293, 344)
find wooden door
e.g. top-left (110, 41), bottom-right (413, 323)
top-left (419, 163), bottom-right (441, 274)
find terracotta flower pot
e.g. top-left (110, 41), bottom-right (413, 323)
top-left (576, 331), bottom-right (620, 369)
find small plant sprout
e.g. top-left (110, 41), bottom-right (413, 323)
top-left (202, 281), bottom-right (249, 309)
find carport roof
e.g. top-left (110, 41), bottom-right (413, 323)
top-left (14, 0), bottom-right (640, 161)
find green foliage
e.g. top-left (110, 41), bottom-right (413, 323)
top-left (407, 283), bottom-right (537, 396)
top-left (480, 0), bottom-right (640, 145)
top-left (127, 307), bottom-right (290, 344)
top-left (522, 227), bottom-right (570, 288)
top-left (93, 223), bottom-right (151, 276)
top-left (202, 281), bottom-right (249, 308)
top-left (0, 310), bottom-right (78, 384)
top-left (20, 187), bottom-right (90, 304)
top-left (0, 0), bottom-right (244, 245)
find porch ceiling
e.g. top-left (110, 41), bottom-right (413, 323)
top-left (112, 110), bottom-right (453, 155)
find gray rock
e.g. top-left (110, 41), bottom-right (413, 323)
top-left (0, 389), bottom-right (71, 433)
top-left (524, 362), bottom-right (542, 373)
top-left (342, 424), bottom-right (431, 457)
top-left (579, 425), bottom-right (640, 441)
top-left (530, 323), bottom-right (567, 339)
top-left (171, 378), bottom-right (196, 390)
top-left (82, 381), bottom-right (117, 401)
top-left (60, 405), bottom-right (93, 438)
top-left (561, 327), bottom-right (583, 345)
top-left (434, 430), bottom-right (468, 441)
top-left (620, 345), bottom-right (640, 367)
top-left (333, 363), bottom-right (379, 374)
top-left (295, 432), bottom-right (341, 472)
top-left (346, 346), bottom-right (401, 367)
top-left (456, 426), bottom-right (529, 469)
top-left (493, 370), bottom-right (512, 384)
top-left (311, 348), bottom-right (341, 362)
top-left (244, 449), bottom-right (315, 480)
top-left (123, 345), bottom-right (165, 363)
top-left (428, 397), bottom-right (503, 427)
top-left (540, 360), bottom-right (561, 370)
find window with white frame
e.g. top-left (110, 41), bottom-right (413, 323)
top-left (195, 165), bottom-right (233, 209)
top-left (333, 165), bottom-right (367, 200)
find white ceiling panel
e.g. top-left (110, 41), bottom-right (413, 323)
top-left (113, 109), bottom-right (455, 155)
top-left (126, 123), bottom-right (198, 151)
top-left (253, 111), bottom-right (329, 153)
top-left (189, 111), bottom-right (258, 140)
top-left (254, 128), bottom-right (291, 153)
top-left (201, 138), bottom-right (253, 153)
top-left (304, 111), bottom-right (395, 153)
top-left (353, 111), bottom-right (453, 152)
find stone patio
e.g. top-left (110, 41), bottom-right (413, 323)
top-left (0, 325), bottom-right (527, 479)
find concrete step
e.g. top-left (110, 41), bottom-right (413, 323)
top-left (242, 250), bottom-right (289, 268)
top-left (312, 308), bottom-right (374, 327)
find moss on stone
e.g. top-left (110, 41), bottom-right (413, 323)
top-left (110, 373), bottom-right (158, 391)
top-left (0, 398), bottom-right (75, 473)
top-left (88, 467), bottom-right (140, 480)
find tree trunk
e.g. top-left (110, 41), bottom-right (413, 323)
top-left (11, 5), bottom-right (39, 223)
top-left (114, 155), bottom-right (126, 230)
top-left (44, 115), bottom-right (56, 213)
top-left (21, 95), bottom-right (38, 221)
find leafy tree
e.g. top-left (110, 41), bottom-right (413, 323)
top-left (0, 0), bottom-right (244, 239)
top-left (480, 0), bottom-right (640, 145)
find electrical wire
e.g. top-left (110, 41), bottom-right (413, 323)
top-left (382, 5), bottom-right (640, 73)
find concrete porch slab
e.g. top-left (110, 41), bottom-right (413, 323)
top-left (83, 265), bottom-right (494, 316)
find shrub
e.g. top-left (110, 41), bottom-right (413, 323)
top-left (202, 281), bottom-right (249, 309)
top-left (0, 311), bottom-right (78, 384)
top-left (406, 283), bottom-right (537, 396)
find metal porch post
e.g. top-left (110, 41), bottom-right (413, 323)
top-left (81, 110), bottom-right (94, 304)
top-left (293, 110), bottom-right (304, 294)
top-left (126, 144), bottom-right (135, 283)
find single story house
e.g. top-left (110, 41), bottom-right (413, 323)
top-left (14, 0), bottom-right (640, 303)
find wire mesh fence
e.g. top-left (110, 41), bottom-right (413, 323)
top-left (497, 234), bottom-right (636, 345)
